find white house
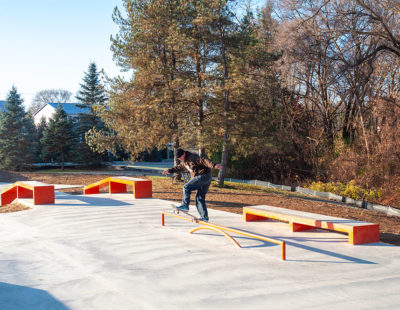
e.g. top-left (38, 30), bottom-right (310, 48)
top-left (33, 102), bottom-right (89, 125)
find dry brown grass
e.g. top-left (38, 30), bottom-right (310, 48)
top-left (0, 203), bottom-right (30, 213)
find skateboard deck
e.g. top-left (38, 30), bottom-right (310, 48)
top-left (171, 205), bottom-right (199, 222)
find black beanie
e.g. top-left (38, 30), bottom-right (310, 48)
top-left (176, 148), bottom-right (185, 158)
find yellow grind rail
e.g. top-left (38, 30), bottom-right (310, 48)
top-left (161, 211), bottom-right (286, 260)
top-left (189, 226), bottom-right (241, 248)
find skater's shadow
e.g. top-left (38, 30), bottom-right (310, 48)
top-left (0, 282), bottom-right (70, 310)
top-left (54, 192), bottom-right (133, 207)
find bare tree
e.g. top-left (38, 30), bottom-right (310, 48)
top-left (274, 0), bottom-right (400, 184)
top-left (275, 0), bottom-right (345, 146)
top-left (350, 0), bottom-right (400, 61)
top-left (29, 89), bottom-right (72, 115)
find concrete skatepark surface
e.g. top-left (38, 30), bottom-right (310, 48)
top-left (0, 189), bottom-right (399, 309)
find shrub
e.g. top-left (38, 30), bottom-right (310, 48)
top-left (308, 180), bottom-right (382, 202)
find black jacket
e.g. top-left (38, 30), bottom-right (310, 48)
top-left (167, 151), bottom-right (216, 177)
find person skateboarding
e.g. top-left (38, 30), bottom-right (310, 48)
top-left (162, 148), bottom-right (222, 222)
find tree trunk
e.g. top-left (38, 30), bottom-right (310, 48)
top-left (218, 127), bottom-right (229, 186)
top-left (61, 151), bottom-right (65, 171)
top-left (217, 16), bottom-right (230, 187)
top-left (195, 46), bottom-right (205, 156)
top-left (359, 108), bottom-right (370, 160)
top-left (198, 108), bottom-right (205, 156)
top-left (342, 100), bottom-right (352, 142)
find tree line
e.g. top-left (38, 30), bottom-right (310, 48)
top-left (2, 0), bottom-right (398, 192)
top-left (85, 0), bottom-right (399, 190)
top-left (273, 0), bottom-right (400, 189)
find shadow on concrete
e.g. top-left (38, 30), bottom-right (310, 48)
top-left (54, 193), bottom-right (133, 207)
top-left (283, 239), bottom-right (377, 264)
top-left (208, 200), bottom-right (247, 209)
top-left (190, 229), bottom-right (375, 263)
top-left (274, 236), bottom-right (378, 264)
top-left (0, 282), bottom-right (70, 310)
top-left (203, 224), bottom-right (377, 264)
top-left (191, 232), bottom-right (276, 248)
top-left (378, 233), bottom-right (400, 246)
top-left (0, 171), bottom-right (29, 183)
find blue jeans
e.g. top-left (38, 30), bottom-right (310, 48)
top-left (181, 173), bottom-right (212, 219)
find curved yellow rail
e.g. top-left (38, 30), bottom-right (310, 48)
top-left (161, 211), bottom-right (286, 260)
top-left (190, 226), bottom-right (241, 248)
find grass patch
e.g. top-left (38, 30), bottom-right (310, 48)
top-left (150, 175), bottom-right (318, 201)
top-left (34, 169), bottom-right (91, 174)
top-left (213, 181), bottom-right (311, 198)
top-left (148, 176), bottom-right (170, 180)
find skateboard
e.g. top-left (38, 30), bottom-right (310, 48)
top-left (171, 204), bottom-right (199, 222)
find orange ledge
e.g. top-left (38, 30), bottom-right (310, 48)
top-left (1, 181), bottom-right (54, 206)
top-left (84, 176), bottom-right (152, 198)
top-left (243, 206), bottom-right (380, 245)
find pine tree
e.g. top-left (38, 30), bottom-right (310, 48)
top-left (87, 0), bottom-right (283, 185)
top-left (180, 0), bottom-right (227, 155)
top-left (0, 87), bottom-right (36, 170)
top-left (75, 62), bottom-right (107, 166)
top-left (88, 0), bottom-right (227, 163)
top-left (87, 0), bottom-right (191, 160)
top-left (35, 116), bottom-right (48, 162)
top-left (210, 3), bottom-right (289, 182)
top-left (41, 105), bottom-right (75, 170)
top-left (76, 62), bottom-right (107, 111)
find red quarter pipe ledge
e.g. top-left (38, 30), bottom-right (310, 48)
top-left (1, 181), bottom-right (55, 206)
top-left (84, 176), bottom-right (152, 198)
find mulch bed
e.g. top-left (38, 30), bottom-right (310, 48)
top-left (0, 203), bottom-right (30, 213)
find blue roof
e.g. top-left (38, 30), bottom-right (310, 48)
top-left (0, 100), bottom-right (5, 112)
top-left (47, 102), bottom-right (89, 115)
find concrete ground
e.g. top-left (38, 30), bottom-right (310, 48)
top-left (0, 189), bottom-right (399, 310)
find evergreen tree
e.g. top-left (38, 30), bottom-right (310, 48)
top-left (214, 6), bottom-right (290, 181)
top-left (208, 0), bottom-right (237, 186)
top-left (35, 116), bottom-right (48, 162)
top-left (41, 105), bottom-right (75, 170)
top-left (75, 62), bottom-right (107, 166)
top-left (88, 0), bottom-right (227, 163)
top-left (88, 0), bottom-right (191, 161)
top-left (76, 62), bottom-right (107, 111)
top-left (87, 0), bottom-right (285, 185)
top-left (74, 113), bottom-right (106, 166)
top-left (0, 87), bottom-right (36, 170)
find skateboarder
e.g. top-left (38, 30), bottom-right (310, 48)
top-left (162, 148), bottom-right (222, 222)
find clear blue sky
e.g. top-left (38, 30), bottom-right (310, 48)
top-left (0, 0), bottom-right (129, 107)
